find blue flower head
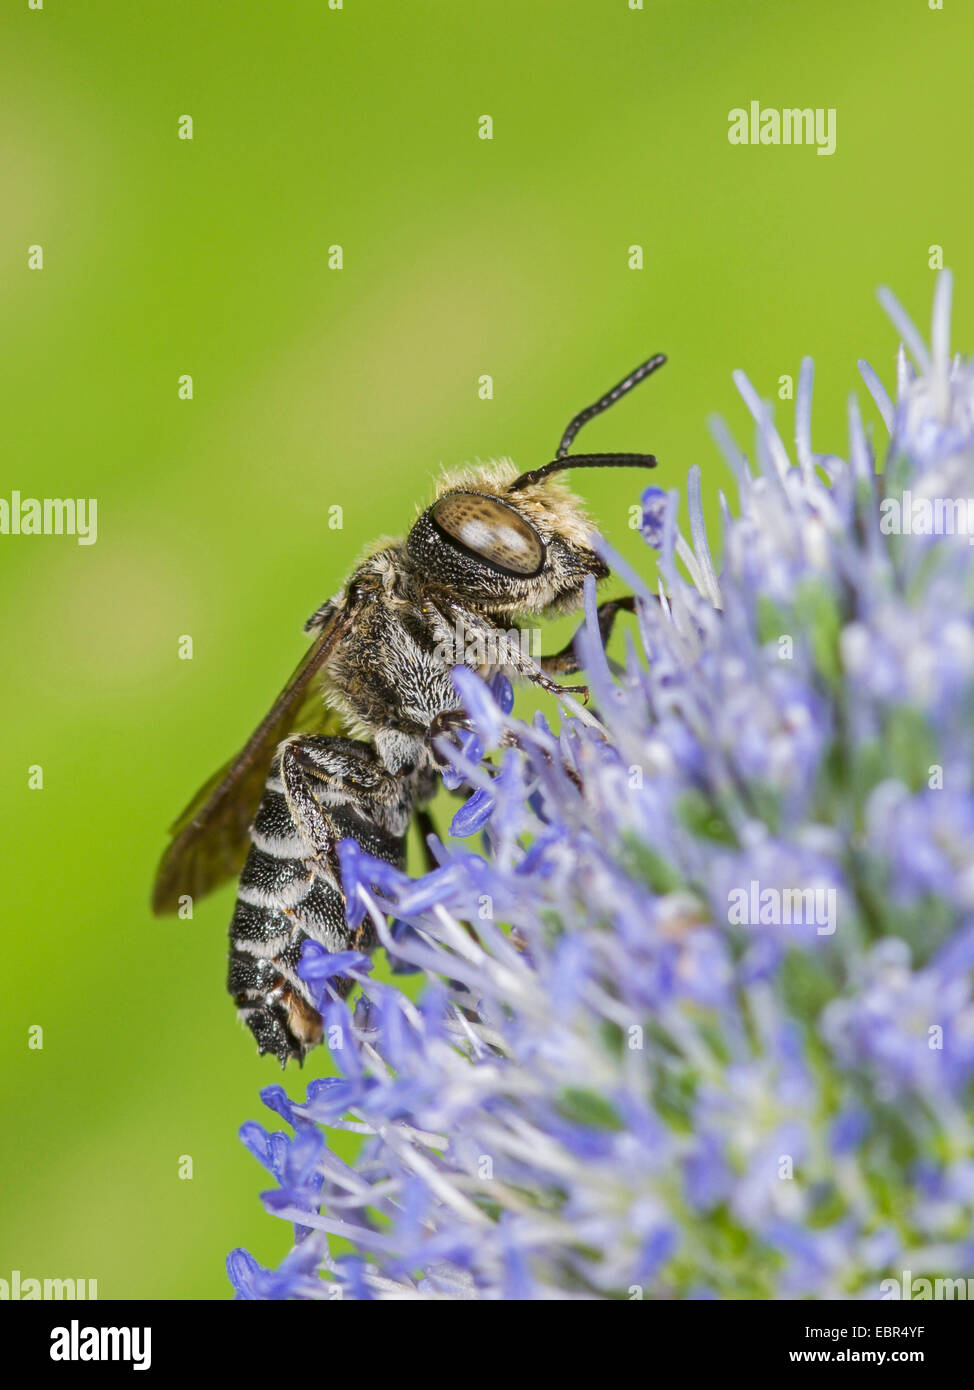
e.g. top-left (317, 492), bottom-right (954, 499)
top-left (231, 274), bottom-right (974, 1300)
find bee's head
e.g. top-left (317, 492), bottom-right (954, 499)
top-left (405, 353), bottom-right (666, 615)
top-left (406, 467), bottom-right (605, 614)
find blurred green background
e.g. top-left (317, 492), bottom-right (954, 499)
top-left (2, 0), bottom-right (972, 1300)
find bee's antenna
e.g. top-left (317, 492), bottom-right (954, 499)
top-left (555, 353), bottom-right (667, 459)
top-left (509, 352), bottom-right (666, 492)
top-left (509, 451), bottom-right (658, 491)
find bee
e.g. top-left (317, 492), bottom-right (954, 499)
top-left (152, 353), bottom-right (667, 1064)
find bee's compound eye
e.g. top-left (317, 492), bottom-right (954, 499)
top-left (431, 494), bottom-right (544, 576)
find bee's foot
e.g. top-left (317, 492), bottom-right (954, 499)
top-left (561, 683), bottom-right (590, 704)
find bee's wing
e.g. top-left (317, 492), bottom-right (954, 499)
top-left (151, 594), bottom-right (362, 915)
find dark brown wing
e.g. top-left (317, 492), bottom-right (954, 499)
top-left (151, 595), bottom-right (362, 915)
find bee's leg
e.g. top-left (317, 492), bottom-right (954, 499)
top-left (278, 735), bottom-right (401, 884)
top-left (433, 597), bottom-right (592, 701)
top-left (428, 708), bottom-right (474, 766)
top-left (540, 595), bottom-right (637, 675)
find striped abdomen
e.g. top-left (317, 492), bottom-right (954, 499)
top-left (227, 753), bottom-right (411, 1065)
